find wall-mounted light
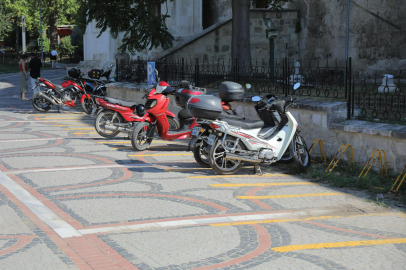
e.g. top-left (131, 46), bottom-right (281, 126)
top-left (263, 18), bottom-right (277, 39)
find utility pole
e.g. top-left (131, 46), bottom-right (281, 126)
top-left (39, 0), bottom-right (44, 66)
top-left (21, 15), bottom-right (26, 53)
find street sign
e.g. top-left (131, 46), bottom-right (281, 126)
top-left (147, 62), bottom-right (156, 85)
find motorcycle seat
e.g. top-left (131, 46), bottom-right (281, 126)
top-left (220, 111), bottom-right (245, 120)
top-left (103, 97), bottom-right (137, 108)
top-left (219, 117), bottom-right (264, 130)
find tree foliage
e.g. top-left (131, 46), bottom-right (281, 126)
top-left (57, 36), bottom-right (76, 54)
top-left (4, 0), bottom-right (84, 50)
top-left (0, 0), bottom-right (13, 40)
top-left (86, 0), bottom-right (174, 54)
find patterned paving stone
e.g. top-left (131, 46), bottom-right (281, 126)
top-left (59, 197), bottom-right (211, 225)
top-left (1, 156), bottom-right (95, 169)
top-left (0, 205), bottom-right (33, 234)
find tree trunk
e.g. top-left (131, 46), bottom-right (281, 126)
top-left (231, 0), bottom-right (251, 66)
top-left (48, 1), bottom-right (58, 50)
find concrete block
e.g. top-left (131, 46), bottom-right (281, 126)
top-left (312, 114), bottom-right (322, 126)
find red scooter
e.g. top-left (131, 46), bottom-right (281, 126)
top-left (93, 88), bottom-right (177, 139)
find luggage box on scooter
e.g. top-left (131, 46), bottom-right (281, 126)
top-left (218, 81), bottom-right (245, 102)
top-left (186, 95), bottom-right (222, 120)
top-left (174, 88), bottom-right (207, 108)
top-left (88, 69), bottom-right (101, 80)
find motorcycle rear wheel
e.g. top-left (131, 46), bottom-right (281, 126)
top-left (209, 136), bottom-right (245, 175)
top-left (193, 141), bottom-right (210, 167)
top-left (94, 110), bottom-right (123, 138)
top-left (32, 91), bottom-right (53, 112)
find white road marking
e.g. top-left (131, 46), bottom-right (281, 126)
top-left (0, 136), bottom-right (100, 143)
top-left (0, 170), bottom-right (82, 238)
top-left (78, 209), bottom-right (330, 236)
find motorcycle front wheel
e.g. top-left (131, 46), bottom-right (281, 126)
top-left (131, 122), bottom-right (153, 151)
top-left (290, 133), bottom-right (310, 171)
top-left (32, 91), bottom-right (53, 112)
top-left (94, 110), bottom-right (123, 138)
top-left (209, 136), bottom-right (245, 175)
top-left (193, 140), bottom-right (210, 167)
top-left (81, 96), bottom-right (93, 114)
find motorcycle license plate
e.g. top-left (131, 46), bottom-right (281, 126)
top-left (207, 134), bottom-right (216, 145)
top-left (191, 127), bottom-right (200, 136)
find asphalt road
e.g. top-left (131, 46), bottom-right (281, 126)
top-left (0, 70), bottom-right (405, 270)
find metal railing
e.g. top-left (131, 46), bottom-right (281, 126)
top-left (116, 57), bottom-right (406, 124)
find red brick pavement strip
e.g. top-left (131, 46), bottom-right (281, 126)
top-left (0, 235), bottom-right (37, 257)
top-left (0, 176), bottom-right (139, 269)
top-left (9, 174), bottom-right (84, 229)
top-left (45, 167), bottom-right (133, 191)
top-left (246, 186), bottom-right (274, 210)
top-left (56, 193), bottom-right (230, 212)
top-left (1, 121), bottom-right (24, 129)
top-left (192, 224), bottom-right (272, 270)
top-left (0, 139), bottom-right (64, 154)
top-left (302, 220), bottom-right (395, 239)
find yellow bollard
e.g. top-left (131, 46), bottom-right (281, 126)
top-left (391, 165), bottom-right (406, 193)
top-left (359, 149), bottom-right (388, 179)
top-left (309, 139), bottom-right (326, 163)
top-left (325, 144), bottom-right (354, 174)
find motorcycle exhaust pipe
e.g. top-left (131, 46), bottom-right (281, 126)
top-left (225, 153), bottom-right (261, 163)
top-left (104, 124), bottom-right (131, 132)
top-left (38, 92), bottom-right (58, 105)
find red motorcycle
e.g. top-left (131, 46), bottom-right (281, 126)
top-left (32, 78), bottom-right (75, 112)
top-left (62, 66), bottom-right (113, 114)
top-left (92, 88), bottom-right (178, 139)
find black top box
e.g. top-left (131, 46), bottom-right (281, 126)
top-left (219, 81), bottom-right (245, 102)
top-left (187, 95), bottom-right (222, 120)
top-left (174, 87), bottom-right (207, 108)
top-left (88, 69), bottom-right (101, 80)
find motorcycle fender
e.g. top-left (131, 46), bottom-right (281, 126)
top-left (64, 100), bottom-right (75, 107)
top-left (165, 110), bottom-right (176, 118)
top-left (80, 94), bottom-right (91, 104)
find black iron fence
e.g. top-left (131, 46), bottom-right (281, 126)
top-left (116, 57), bottom-right (406, 124)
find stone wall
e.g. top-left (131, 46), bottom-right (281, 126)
top-left (294, 0), bottom-right (406, 74)
top-left (163, 10), bottom-right (300, 65)
top-left (107, 83), bottom-right (406, 173)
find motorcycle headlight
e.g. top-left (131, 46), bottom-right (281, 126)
top-left (146, 99), bottom-right (157, 109)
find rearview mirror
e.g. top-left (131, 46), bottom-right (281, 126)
top-left (246, 84), bottom-right (252, 89)
top-left (252, 96), bottom-right (261, 102)
top-left (154, 69), bottom-right (159, 77)
top-left (293, 83), bottom-right (301, 90)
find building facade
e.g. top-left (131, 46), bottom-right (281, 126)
top-left (83, 0), bottom-right (406, 74)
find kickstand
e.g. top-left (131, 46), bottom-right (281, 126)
top-left (253, 163), bottom-right (263, 176)
top-left (57, 106), bottom-right (61, 114)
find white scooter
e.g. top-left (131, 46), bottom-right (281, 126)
top-left (205, 83), bottom-right (310, 175)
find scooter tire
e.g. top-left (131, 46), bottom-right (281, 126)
top-left (131, 122), bottom-right (153, 151)
top-left (81, 96), bottom-right (93, 115)
top-left (94, 110), bottom-right (123, 139)
top-left (193, 141), bottom-right (211, 167)
top-left (167, 116), bottom-right (180, 131)
top-left (32, 91), bottom-right (53, 112)
top-left (278, 146), bottom-right (294, 163)
top-left (290, 133), bottom-right (311, 171)
top-left (209, 136), bottom-right (245, 175)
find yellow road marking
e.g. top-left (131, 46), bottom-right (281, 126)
top-left (237, 192), bottom-right (343, 199)
top-left (188, 174), bottom-right (288, 179)
top-left (63, 128), bottom-right (95, 130)
top-left (72, 132), bottom-right (98, 134)
top-left (273, 238), bottom-right (406, 252)
top-left (211, 182), bottom-right (317, 187)
top-left (210, 213), bottom-right (397, 227)
top-left (128, 153), bottom-right (193, 157)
